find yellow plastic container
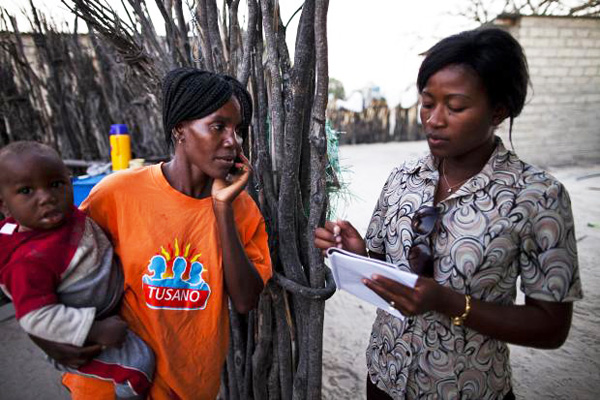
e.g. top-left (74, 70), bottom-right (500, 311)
top-left (109, 124), bottom-right (131, 171)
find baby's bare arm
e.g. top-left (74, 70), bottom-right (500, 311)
top-left (86, 315), bottom-right (128, 348)
top-left (29, 334), bottom-right (103, 368)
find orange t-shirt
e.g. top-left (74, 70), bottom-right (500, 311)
top-left (64, 164), bottom-right (272, 399)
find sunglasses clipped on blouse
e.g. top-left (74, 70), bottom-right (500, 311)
top-left (408, 206), bottom-right (439, 278)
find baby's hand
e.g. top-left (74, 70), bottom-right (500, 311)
top-left (87, 315), bottom-right (128, 348)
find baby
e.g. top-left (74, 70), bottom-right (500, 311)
top-left (0, 141), bottom-right (153, 399)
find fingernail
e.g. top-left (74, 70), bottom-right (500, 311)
top-left (361, 278), bottom-right (368, 285)
top-left (371, 274), bottom-right (379, 280)
top-left (336, 244), bottom-right (343, 249)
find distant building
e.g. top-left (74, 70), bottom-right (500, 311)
top-left (334, 90), bottom-right (365, 113)
top-left (327, 85), bottom-right (391, 144)
top-left (493, 14), bottom-right (600, 166)
top-left (390, 86), bottom-right (421, 141)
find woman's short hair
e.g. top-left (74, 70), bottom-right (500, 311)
top-left (417, 27), bottom-right (529, 125)
top-left (161, 68), bottom-right (253, 146)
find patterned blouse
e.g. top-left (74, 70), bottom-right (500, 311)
top-left (364, 138), bottom-right (583, 399)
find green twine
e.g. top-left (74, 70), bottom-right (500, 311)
top-left (258, 118), bottom-right (351, 220)
top-left (325, 120), bottom-right (352, 219)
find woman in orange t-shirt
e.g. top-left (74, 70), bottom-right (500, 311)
top-left (31, 68), bottom-right (272, 399)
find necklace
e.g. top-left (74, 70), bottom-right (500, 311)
top-left (441, 160), bottom-right (470, 193)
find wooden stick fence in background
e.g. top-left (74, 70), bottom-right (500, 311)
top-left (0, 4), bottom-right (167, 161)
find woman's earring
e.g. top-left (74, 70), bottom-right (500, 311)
top-left (172, 127), bottom-right (184, 145)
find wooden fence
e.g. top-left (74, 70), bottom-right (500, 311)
top-left (0, 17), bottom-right (166, 162)
top-left (327, 100), bottom-right (423, 145)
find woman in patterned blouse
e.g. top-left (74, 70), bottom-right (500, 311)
top-left (315, 28), bottom-right (582, 399)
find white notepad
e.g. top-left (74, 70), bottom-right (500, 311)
top-left (326, 247), bottom-right (418, 320)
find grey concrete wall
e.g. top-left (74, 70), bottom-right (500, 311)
top-left (494, 16), bottom-right (600, 167)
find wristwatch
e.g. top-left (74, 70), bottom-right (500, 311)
top-left (451, 295), bottom-right (472, 326)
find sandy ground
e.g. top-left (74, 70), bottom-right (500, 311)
top-left (0, 140), bottom-right (598, 399)
top-left (321, 141), bottom-right (600, 400)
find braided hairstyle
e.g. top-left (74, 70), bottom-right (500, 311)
top-left (161, 68), bottom-right (253, 147)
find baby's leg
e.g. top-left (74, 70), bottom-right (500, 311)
top-left (49, 330), bottom-right (154, 399)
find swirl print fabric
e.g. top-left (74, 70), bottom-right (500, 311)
top-left (364, 138), bottom-right (583, 399)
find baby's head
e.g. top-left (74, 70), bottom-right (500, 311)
top-left (0, 141), bottom-right (73, 231)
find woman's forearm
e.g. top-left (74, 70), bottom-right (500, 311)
top-left (435, 285), bottom-right (573, 349)
top-left (214, 202), bottom-right (264, 314)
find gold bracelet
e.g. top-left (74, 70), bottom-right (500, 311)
top-left (451, 295), bottom-right (471, 326)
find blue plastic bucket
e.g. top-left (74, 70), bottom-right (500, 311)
top-left (72, 174), bottom-right (108, 206)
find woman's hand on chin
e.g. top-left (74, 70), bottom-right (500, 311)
top-left (212, 152), bottom-right (252, 205)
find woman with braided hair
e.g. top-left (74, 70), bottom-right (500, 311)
top-left (33, 68), bottom-right (272, 399)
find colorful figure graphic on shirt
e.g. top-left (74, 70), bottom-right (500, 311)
top-left (142, 239), bottom-right (210, 310)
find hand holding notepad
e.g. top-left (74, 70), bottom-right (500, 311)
top-left (326, 248), bottom-right (418, 320)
